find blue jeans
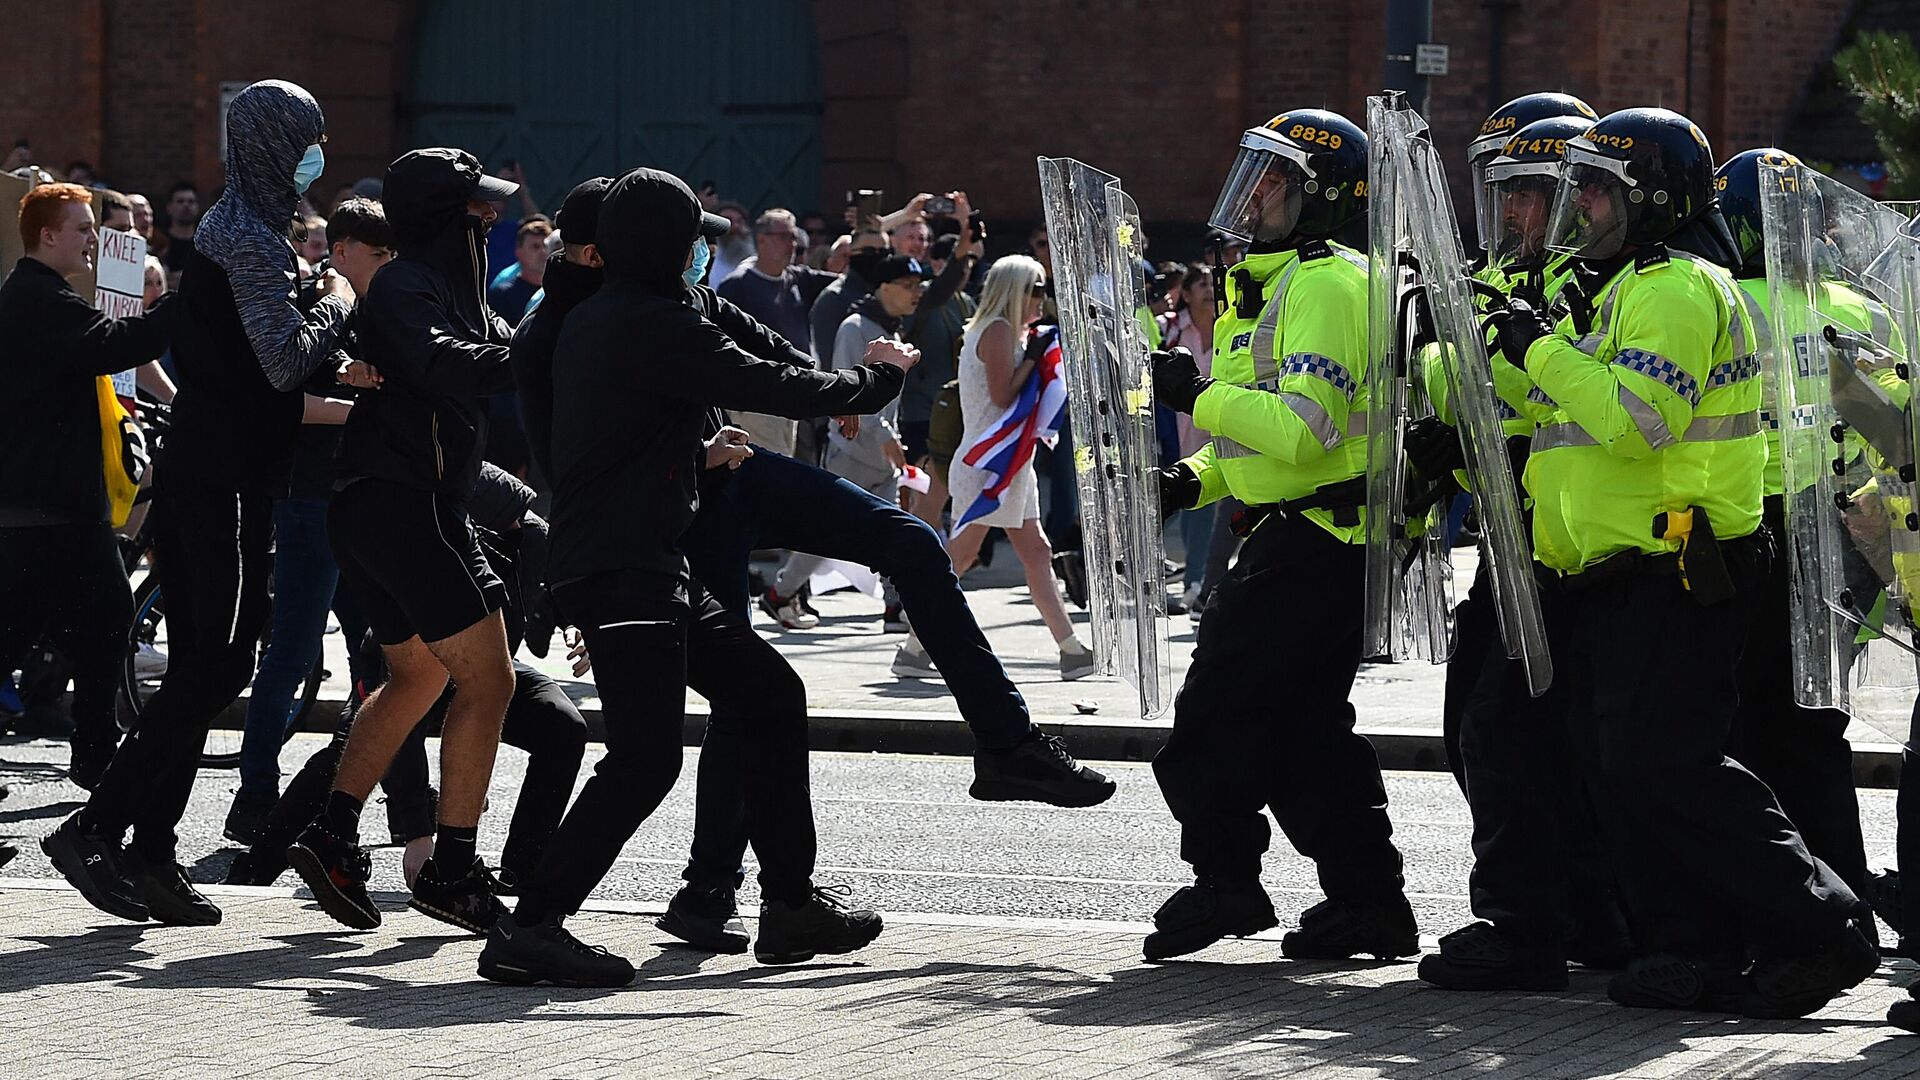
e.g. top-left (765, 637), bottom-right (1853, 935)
top-left (680, 448), bottom-right (1037, 886)
top-left (238, 496), bottom-right (371, 800)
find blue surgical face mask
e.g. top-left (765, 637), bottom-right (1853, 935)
top-left (293, 143), bottom-right (325, 195)
top-left (684, 237), bottom-right (710, 287)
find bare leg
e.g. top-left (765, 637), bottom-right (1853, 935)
top-left (909, 468), bottom-right (949, 530)
top-left (946, 522), bottom-right (989, 578)
top-left (333, 637), bottom-right (447, 802)
top-left (421, 610), bottom-right (515, 829)
top-left (1006, 519), bottom-right (1075, 643)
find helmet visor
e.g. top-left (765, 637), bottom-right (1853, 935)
top-left (1208, 130), bottom-right (1312, 243)
top-left (1472, 155), bottom-right (1499, 254)
top-left (1547, 159), bottom-right (1632, 259)
top-left (1485, 162), bottom-right (1561, 264)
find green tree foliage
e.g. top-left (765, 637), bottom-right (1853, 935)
top-left (1835, 30), bottom-right (1920, 198)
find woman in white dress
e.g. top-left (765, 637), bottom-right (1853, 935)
top-left (912, 254), bottom-right (1091, 680)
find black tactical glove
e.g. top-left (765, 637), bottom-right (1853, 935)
top-left (1485, 295), bottom-right (1557, 371)
top-left (1157, 462), bottom-right (1202, 520)
top-left (1152, 347), bottom-right (1212, 415)
top-left (1405, 415), bottom-right (1465, 482)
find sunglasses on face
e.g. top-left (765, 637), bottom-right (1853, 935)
top-left (1030, 282), bottom-right (1048, 296)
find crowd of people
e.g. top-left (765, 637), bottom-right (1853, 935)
top-left (2, 73), bottom-right (1918, 1035)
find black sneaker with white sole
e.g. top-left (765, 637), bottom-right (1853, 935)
top-left (479, 914), bottom-right (636, 988)
top-left (970, 731), bottom-right (1116, 808)
top-left (657, 882), bottom-right (749, 954)
top-left (286, 823), bottom-right (380, 930)
top-left (407, 857), bottom-right (509, 936)
top-left (755, 885), bottom-right (883, 965)
top-left (41, 812), bottom-right (148, 922)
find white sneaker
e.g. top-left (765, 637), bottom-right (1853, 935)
top-left (891, 637), bottom-right (939, 679)
top-left (757, 589), bottom-right (819, 630)
top-left (132, 641), bottom-right (168, 679)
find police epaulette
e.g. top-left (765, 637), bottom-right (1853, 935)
top-left (1634, 243), bottom-right (1670, 273)
top-left (1298, 238), bottom-right (1334, 262)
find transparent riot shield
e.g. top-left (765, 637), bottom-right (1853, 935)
top-left (1036, 157), bottom-right (1172, 718)
top-left (1361, 94), bottom-right (1455, 666)
top-left (1760, 162), bottom-right (1918, 736)
top-left (1369, 94), bottom-right (1552, 695)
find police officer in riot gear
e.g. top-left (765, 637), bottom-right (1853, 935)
top-left (1145, 109), bottom-right (1417, 964)
top-left (1420, 110), bottom-right (1639, 992)
top-left (1714, 147), bottom-right (1877, 926)
top-left (1492, 107), bottom-right (1875, 1017)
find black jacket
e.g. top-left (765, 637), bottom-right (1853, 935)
top-left (509, 254), bottom-right (603, 486)
top-left (336, 165), bottom-right (514, 498)
top-left (545, 169), bottom-right (905, 585)
top-left (0, 258), bottom-right (175, 525)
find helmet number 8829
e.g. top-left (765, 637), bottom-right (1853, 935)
top-left (1288, 125), bottom-right (1343, 150)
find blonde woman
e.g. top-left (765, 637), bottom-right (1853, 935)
top-left (896, 255), bottom-right (1092, 680)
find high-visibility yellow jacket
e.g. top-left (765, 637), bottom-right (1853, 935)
top-left (1180, 243), bottom-right (1372, 543)
top-left (1522, 250), bottom-right (1764, 574)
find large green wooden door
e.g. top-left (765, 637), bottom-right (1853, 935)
top-left (406, 1), bottom-right (822, 214)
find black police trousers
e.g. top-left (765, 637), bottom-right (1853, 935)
top-left (1558, 543), bottom-right (1859, 955)
top-left (1727, 498), bottom-right (1871, 905)
top-left (1152, 511), bottom-right (1405, 899)
top-left (1457, 565), bottom-right (1620, 946)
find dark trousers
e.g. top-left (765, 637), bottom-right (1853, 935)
top-left (1152, 513), bottom-right (1405, 899)
top-left (523, 570), bottom-right (816, 915)
top-left (1558, 547), bottom-right (1859, 955)
top-left (1040, 419), bottom-right (1082, 553)
top-left (0, 522), bottom-right (131, 756)
top-left (678, 448), bottom-right (1033, 888)
top-left (1726, 499), bottom-right (1870, 905)
top-left (1458, 571), bottom-right (1619, 945)
top-left (88, 472), bottom-right (275, 861)
top-left (243, 659), bottom-right (586, 881)
top-left (1901, 708), bottom-right (1920, 935)
top-left (1441, 573), bottom-right (1498, 793)
top-left (238, 495), bottom-right (374, 800)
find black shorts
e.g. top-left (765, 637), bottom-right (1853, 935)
top-left (328, 478), bottom-right (506, 646)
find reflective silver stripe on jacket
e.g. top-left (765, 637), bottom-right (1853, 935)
top-left (1213, 409), bottom-right (1373, 459)
top-left (1533, 409), bottom-right (1759, 453)
top-left (1212, 248), bottom-right (1369, 460)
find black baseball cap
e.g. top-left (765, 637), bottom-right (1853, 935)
top-left (870, 254), bottom-right (933, 285)
top-left (555, 176), bottom-right (612, 245)
top-left (384, 148), bottom-right (521, 245)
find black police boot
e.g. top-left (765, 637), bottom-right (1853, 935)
top-left (1606, 952), bottom-right (1751, 1013)
top-left (286, 823), bottom-right (380, 930)
top-left (479, 914), bottom-right (635, 988)
top-left (1143, 879), bottom-right (1278, 961)
top-left (1418, 922), bottom-right (1568, 991)
top-left (1281, 896), bottom-right (1419, 961)
top-left (407, 857), bottom-right (509, 936)
top-left (970, 731), bottom-right (1116, 808)
top-left (657, 882), bottom-right (749, 954)
top-left (1890, 983), bottom-right (1920, 1034)
top-left (1741, 919), bottom-right (1879, 1019)
top-left (755, 885), bottom-right (884, 965)
top-left (124, 849), bottom-right (222, 926)
top-left (41, 811), bottom-right (148, 922)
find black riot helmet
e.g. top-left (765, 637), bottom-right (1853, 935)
top-left (1546, 107), bottom-right (1718, 260)
top-left (1469, 92), bottom-right (1598, 249)
top-left (1481, 115), bottom-right (1596, 264)
top-left (1714, 147), bottom-right (1801, 278)
top-left (1208, 109), bottom-right (1368, 248)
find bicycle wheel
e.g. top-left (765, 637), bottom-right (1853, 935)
top-left (120, 575), bottom-right (323, 770)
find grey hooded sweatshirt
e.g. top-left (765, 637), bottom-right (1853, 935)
top-left (163, 78), bottom-right (353, 493)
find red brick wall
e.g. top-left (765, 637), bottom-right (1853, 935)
top-left (0, 0), bottom-right (107, 181)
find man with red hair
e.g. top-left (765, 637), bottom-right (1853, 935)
top-left (0, 182), bottom-right (174, 873)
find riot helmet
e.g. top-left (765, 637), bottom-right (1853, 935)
top-left (1546, 107), bottom-right (1718, 260)
top-left (1482, 115), bottom-right (1596, 264)
top-left (1208, 109), bottom-right (1368, 247)
top-left (1469, 92), bottom-right (1597, 253)
top-left (1714, 147), bottom-right (1800, 277)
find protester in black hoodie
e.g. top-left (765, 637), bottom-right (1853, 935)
top-left (478, 167), bottom-right (914, 988)
top-left (291, 148), bottom-right (525, 937)
top-left (45, 79), bottom-right (354, 930)
top-left (510, 175), bottom-right (610, 488)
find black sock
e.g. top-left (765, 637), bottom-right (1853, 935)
top-left (321, 790), bottom-right (364, 840)
top-left (512, 898), bottom-right (552, 929)
top-left (435, 824), bottom-right (478, 871)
